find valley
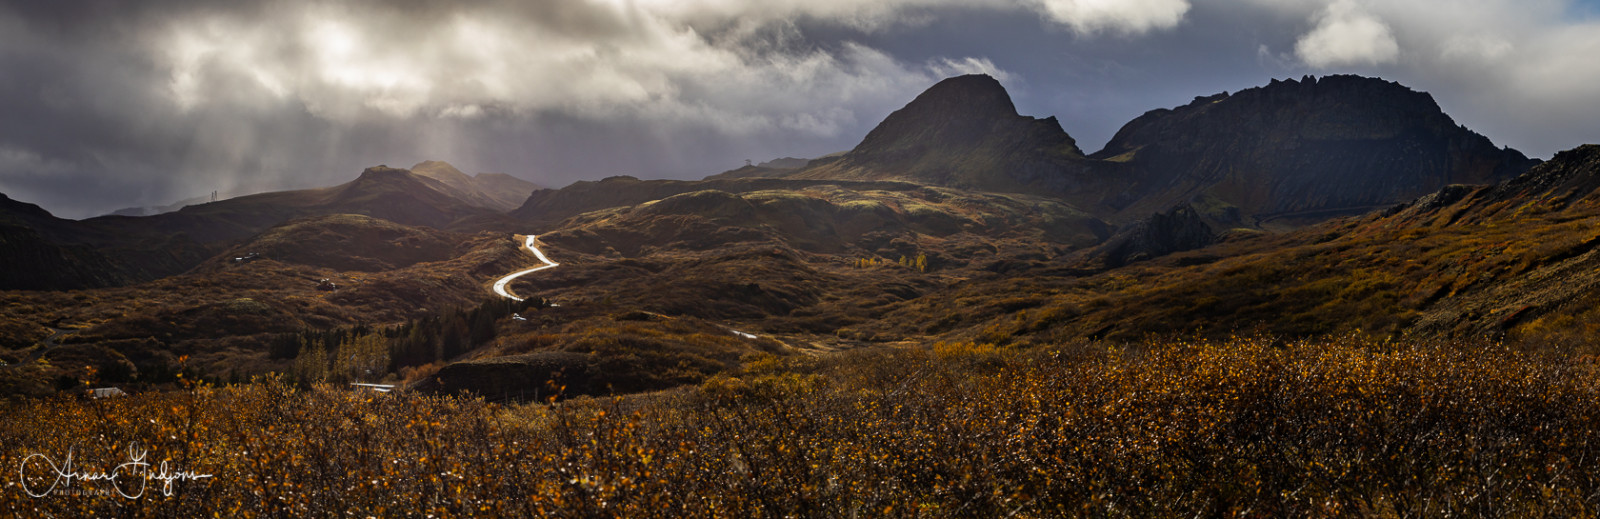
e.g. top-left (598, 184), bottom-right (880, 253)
top-left (0, 74), bottom-right (1588, 397)
top-left (5, 72), bottom-right (1600, 515)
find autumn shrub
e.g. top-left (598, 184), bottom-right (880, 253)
top-left (3, 337), bottom-right (1599, 517)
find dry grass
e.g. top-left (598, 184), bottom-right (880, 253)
top-left (4, 336), bottom-right (1598, 517)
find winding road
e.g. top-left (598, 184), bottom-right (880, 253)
top-left (488, 234), bottom-right (763, 341)
top-left (492, 234), bottom-right (560, 302)
top-left (3, 327), bottom-right (72, 369)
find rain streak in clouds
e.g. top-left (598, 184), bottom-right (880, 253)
top-left (0, 0), bottom-right (1597, 218)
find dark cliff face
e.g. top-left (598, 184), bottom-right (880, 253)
top-left (792, 74), bottom-right (1533, 228)
top-left (1086, 204), bottom-right (1217, 268)
top-left (1091, 75), bottom-right (1538, 222)
top-left (849, 74), bottom-right (1082, 161)
top-left (794, 74), bottom-right (1100, 195)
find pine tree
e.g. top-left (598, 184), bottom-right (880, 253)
top-left (293, 341), bottom-right (328, 385)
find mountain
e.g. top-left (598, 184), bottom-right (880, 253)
top-left (108, 193), bottom-right (217, 217)
top-left (758, 157), bottom-right (811, 169)
top-left (1091, 75), bottom-right (1538, 225)
top-left (786, 74), bottom-right (1535, 229)
top-left (0, 165), bottom-right (504, 290)
top-left (410, 160), bottom-right (542, 211)
top-left (791, 74), bottom-right (1110, 199)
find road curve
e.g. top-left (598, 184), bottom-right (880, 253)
top-left (492, 234), bottom-right (559, 301)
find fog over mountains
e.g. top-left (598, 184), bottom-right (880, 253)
top-left (1, 0), bottom-right (1597, 218)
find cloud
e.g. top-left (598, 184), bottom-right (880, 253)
top-left (1033, 0), bottom-right (1191, 34)
top-left (1294, 0), bottom-right (1400, 67)
top-left (929, 57), bottom-right (1014, 81)
top-left (5, 0), bottom-right (1599, 220)
top-left (0, 146), bottom-right (72, 179)
top-left (149, 0), bottom-right (1172, 130)
top-left (0, 0), bottom-right (1204, 218)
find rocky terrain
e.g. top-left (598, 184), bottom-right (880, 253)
top-left (0, 73), bottom-right (1593, 402)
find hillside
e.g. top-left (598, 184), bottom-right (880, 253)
top-left (1091, 75), bottom-right (1537, 225)
top-left (196, 214), bottom-right (467, 273)
top-left (0, 74), bottom-right (1589, 406)
top-left (838, 144), bottom-right (1600, 346)
top-left (790, 75), bottom-right (1114, 207)
top-left (410, 160), bottom-right (543, 212)
top-left (788, 74), bottom-right (1534, 229)
top-left (0, 165), bottom-right (506, 290)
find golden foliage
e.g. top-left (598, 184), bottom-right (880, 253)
top-left (4, 337), bottom-right (1599, 516)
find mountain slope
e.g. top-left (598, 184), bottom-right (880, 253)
top-left (0, 166), bottom-right (502, 289)
top-left (410, 160), bottom-right (542, 212)
top-left (1092, 75), bottom-right (1538, 225)
top-left (787, 74), bottom-right (1534, 229)
top-left (850, 144), bottom-right (1600, 345)
top-left (791, 75), bottom-right (1112, 201)
top-left (196, 214), bottom-right (467, 273)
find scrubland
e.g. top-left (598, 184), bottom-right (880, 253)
top-left (5, 336), bottom-right (1598, 517)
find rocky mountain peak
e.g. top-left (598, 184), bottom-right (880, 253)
top-left (884, 74), bottom-right (1018, 124)
top-left (849, 74), bottom-right (1080, 159)
top-left (410, 160), bottom-right (474, 187)
top-left (791, 74), bottom-right (1091, 194)
top-left (355, 165), bottom-right (414, 182)
top-left (1088, 74), bottom-right (1536, 222)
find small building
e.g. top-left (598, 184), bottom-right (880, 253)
top-left (87, 387), bottom-right (126, 399)
top-left (350, 383), bottom-right (395, 393)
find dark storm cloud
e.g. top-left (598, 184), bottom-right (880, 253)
top-left (0, 0), bottom-right (1595, 218)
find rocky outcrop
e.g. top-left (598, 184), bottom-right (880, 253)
top-left (1091, 75), bottom-right (1538, 221)
top-left (791, 74), bottom-right (1104, 197)
top-left (787, 74), bottom-right (1532, 229)
top-left (1085, 204), bottom-right (1217, 268)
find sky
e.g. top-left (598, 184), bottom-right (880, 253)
top-left (1, 0), bottom-right (1598, 219)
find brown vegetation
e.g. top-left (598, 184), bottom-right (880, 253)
top-left (4, 336), bottom-right (1598, 516)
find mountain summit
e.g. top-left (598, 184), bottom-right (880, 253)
top-left (410, 160), bottom-right (542, 211)
top-left (852, 74), bottom-right (1081, 159)
top-left (1092, 75), bottom-right (1538, 225)
top-left (794, 74), bottom-right (1096, 194)
top-left (793, 73), bottom-right (1536, 228)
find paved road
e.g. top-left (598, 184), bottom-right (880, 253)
top-left (3, 327), bottom-right (71, 369)
top-left (492, 235), bottom-right (559, 302)
top-left (488, 235), bottom-right (763, 341)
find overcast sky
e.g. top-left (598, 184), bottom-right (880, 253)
top-left (2, 0), bottom-right (1598, 218)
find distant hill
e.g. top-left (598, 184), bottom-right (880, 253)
top-left (758, 157), bottom-right (811, 169)
top-left (196, 214), bottom-right (465, 273)
top-left (0, 165), bottom-right (504, 289)
top-left (410, 160), bottom-right (542, 212)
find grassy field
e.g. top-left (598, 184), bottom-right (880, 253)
top-left (5, 336), bottom-right (1598, 517)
